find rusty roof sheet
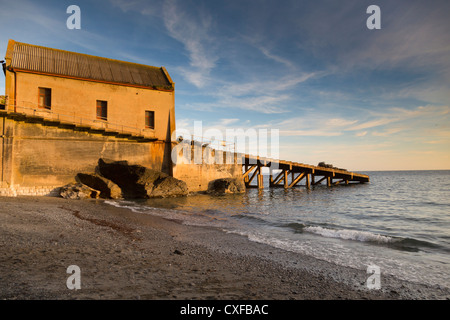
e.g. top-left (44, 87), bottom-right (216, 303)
top-left (7, 40), bottom-right (173, 90)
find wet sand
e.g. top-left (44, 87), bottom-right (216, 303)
top-left (1, 196), bottom-right (449, 300)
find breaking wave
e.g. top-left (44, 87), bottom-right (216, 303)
top-left (304, 226), bottom-right (394, 244)
top-left (284, 224), bottom-right (442, 252)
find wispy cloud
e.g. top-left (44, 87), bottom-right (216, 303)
top-left (371, 127), bottom-right (404, 137)
top-left (342, 105), bottom-right (450, 136)
top-left (162, 0), bottom-right (218, 87)
top-left (241, 34), bottom-right (296, 69)
top-left (185, 96), bottom-right (289, 114)
top-left (185, 72), bottom-right (317, 114)
top-left (346, 118), bottom-right (397, 131)
top-left (355, 131), bottom-right (368, 137)
top-left (110, 0), bottom-right (220, 87)
top-left (219, 118), bottom-right (240, 126)
top-left (261, 114), bottom-right (358, 137)
top-left (250, 104), bottom-right (450, 139)
top-left (259, 46), bottom-right (295, 69)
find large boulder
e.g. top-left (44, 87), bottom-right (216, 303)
top-left (60, 183), bottom-right (100, 200)
top-left (207, 177), bottom-right (246, 195)
top-left (96, 158), bottom-right (188, 198)
top-left (75, 173), bottom-right (122, 199)
top-left (147, 177), bottom-right (189, 198)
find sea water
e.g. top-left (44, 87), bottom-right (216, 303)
top-left (105, 170), bottom-right (450, 289)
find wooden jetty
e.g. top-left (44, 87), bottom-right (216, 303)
top-left (242, 154), bottom-right (369, 189)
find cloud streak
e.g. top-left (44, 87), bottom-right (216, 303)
top-left (162, 0), bottom-right (218, 87)
top-left (252, 105), bottom-right (450, 138)
top-left (195, 73), bottom-right (317, 114)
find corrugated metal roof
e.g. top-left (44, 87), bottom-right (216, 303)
top-left (7, 40), bottom-right (174, 90)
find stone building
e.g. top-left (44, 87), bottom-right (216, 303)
top-left (0, 39), bottom-right (176, 195)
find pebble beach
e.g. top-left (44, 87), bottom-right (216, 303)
top-left (1, 196), bottom-right (448, 300)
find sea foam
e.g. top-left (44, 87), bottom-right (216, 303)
top-left (304, 226), bottom-right (394, 243)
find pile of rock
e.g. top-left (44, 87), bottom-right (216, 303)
top-left (59, 183), bottom-right (101, 200)
top-left (60, 158), bottom-right (189, 200)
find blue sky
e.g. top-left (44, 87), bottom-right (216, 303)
top-left (1, 0), bottom-right (449, 170)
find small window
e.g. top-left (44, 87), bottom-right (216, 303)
top-left (96, 100), bottom-right (107, 120)
top-left (38, 87), bottom-right (51, 109)
top-left (145, 110), bottom-right (155, 129)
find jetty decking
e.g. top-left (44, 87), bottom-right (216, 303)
top-left (242, 154), bottom-right (369, 189)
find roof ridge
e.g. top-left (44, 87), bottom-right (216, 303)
top-left (7, 39), bottom-right (174, 90)
top-left (13, 40), bottom-right (163, 71)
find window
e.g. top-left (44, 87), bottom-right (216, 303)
top-left (145, 110), bottom-right (155, 129)
top-left (38, 88), bottom-right (51, 109)
top-left (96, 100), bottom-right (107, 120)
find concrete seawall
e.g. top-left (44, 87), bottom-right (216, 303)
top-left (0, 114), bottom-right (244, 195)
top-left (1, 114), bottom-right (171, 191)
top-left (173, 146), bottom-right (243, 192)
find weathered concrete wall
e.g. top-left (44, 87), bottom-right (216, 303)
top-left (172, 144), bottom-right (244, 192)
top-left (0, 116), bottom-right (172, 189)
top-left (1, 116), bottom-right (244, 195)
top-left (173, 163), bottom-right (243, 192)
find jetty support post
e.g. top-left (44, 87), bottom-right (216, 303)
top-left (257, 166), bottom-right (264, 189)
top-left (284, 169), bottom-right (289, 189)
top-left (306, 172), bottom-right (311, 189)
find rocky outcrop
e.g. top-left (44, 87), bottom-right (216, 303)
top-left (207, 177), bottom-right (246, 195)
top-left (60, 183), bottom-right (100, 200)
top-left (75, 173), bottom-right (122, 199)
top-left (96, 158), bottom-right (188, 198)
top-left (60, 159), bottom-right (189, 200)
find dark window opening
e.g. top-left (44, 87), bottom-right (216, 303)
top-left (145, 110), bottom-right (155, 129)
top-left (96, 100), bottom-right (107, 120)
top-left (38, 88), bottom-right (51, 109)
top-left (0, 95), bottom-right (5, 110)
